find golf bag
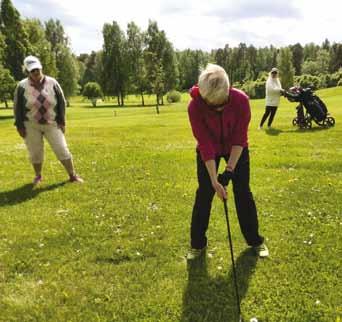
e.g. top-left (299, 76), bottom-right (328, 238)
top-left (285, 87), bottom-right (335, 129)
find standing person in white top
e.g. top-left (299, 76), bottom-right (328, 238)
top-left (259, 67), bottom-right (285, 129)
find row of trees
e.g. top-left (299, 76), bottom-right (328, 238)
top-left (0, 0), bottom-right (78, 107)
top-left (1, 0), bottom-right (342, 107)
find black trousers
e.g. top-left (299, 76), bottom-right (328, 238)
top-left (260, 106), bottom-right (278, 127)
top-left (190, 148), bottom-right (263, 249)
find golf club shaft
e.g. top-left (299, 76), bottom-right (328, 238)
top-left (223, 199), bottom-right (242, 317)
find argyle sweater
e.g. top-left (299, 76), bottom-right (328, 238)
top-left (13, 76), bottom-right (66, 129)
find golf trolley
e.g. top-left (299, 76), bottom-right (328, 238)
top-left (285, 86), bottom-right (335, 129)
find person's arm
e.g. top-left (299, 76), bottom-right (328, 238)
top-left (226, 145), bottom-right (243, 171)
top-left (227, 94), bottom-right (251, 170)
top-left (54, 81), bottom-right (66, 132)
top-left (205, 159), bottom-right (227, 200)
top-left (188, 100), bottom-right (215, 162)
top-left (13, 84), bottom-right (26, 138)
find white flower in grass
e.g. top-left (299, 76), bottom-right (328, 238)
top-left (37, 280), bottom-right (44, 285)
top-left (39, 243), bottom-right (44, 248)
top-left (136, 251), bottom-right (142, 256)
top-left (315, 300), bottom-right (321, 305)
top-left (217, 266), bottom-right (223, 270)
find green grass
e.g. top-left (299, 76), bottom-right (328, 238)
top-left (0, 88), bottom-right (341, 322)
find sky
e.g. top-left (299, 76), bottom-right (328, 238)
top-left (13, 0), bottom-right (342, 55)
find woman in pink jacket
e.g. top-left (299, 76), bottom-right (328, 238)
top-left (187, 64), bottom-right (268, 260)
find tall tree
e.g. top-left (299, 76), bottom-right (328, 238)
top-left (45, 19), bottom-right (68, 60)
top-left (303, 43), bottom-right (319, 61)
top-left (290, 43), bottom-right (304, 75)
top-left (126, 22), bottom-right (147, 105)
top-left (329, 43), bottom-right (342, 73)
top-left (79, 50), bottom-right (97, 90)
top-left (0, 63), bottom-right (16, 108)
top-left (56, 46), bottom-right (79, 102)
top-left (23, 19), bottom-right (57, 77)
top-left (162, 39), bottom-right (179, 98)
top-left (102, 21), bottom-right (128, 105)
top-left (277, 47), bottom-right (295, 89)
top-left (0, 0), bottom-right (30, 80)
top-left (144, 20), bottom-right (167, 104)
top-left (316, 49), bottom-right (330, 74)
top-left (0, 30), bottom-right (5, 62)
top-left (44, 19), bottom-right (78, 101)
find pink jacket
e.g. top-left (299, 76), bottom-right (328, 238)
top-left (188, 85), bottom-right (251, 161)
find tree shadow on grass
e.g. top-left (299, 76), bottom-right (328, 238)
top-left (0, 182), bottom-right (67, 207)
top-left (0, 115), bottom-right (14, 121)
top-left (181, 248), bottom-right (258, 322)
top-left (83, 103), bottom-right (163, 109)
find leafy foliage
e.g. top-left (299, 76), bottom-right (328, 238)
top-left (166, 90), bottom-right (181, 103)
top-left (82, 82), bottom-right (103, 107)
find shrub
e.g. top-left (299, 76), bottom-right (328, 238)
top-left (82, 82), bottom-right (103, 107)
top-left (166, 90), bottom-right (181, 103)
top-left (294, 74), bottom-right (320, 89)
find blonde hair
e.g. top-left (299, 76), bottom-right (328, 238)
top-left (198, 64), bottom-right (230, 105)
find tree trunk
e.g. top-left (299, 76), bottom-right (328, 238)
top-left (4, 100), bottom-right (9, 109)
top-left (117, 96), bottom-right (120, 106)
top-left (120, 93), bottom-right (124, 106)
top-left (91, 98), bottom-right (97, 107)
top-left (156, 103), bottom-right (160, 114)
top-left (161, 95), bottom-right (164, 106)
top-left (141, 92), bottom-right (145, 106)
top-left (66, 100), bottom-right (70, 107)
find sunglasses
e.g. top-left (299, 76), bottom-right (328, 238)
top-left (271, 71), bottom-right (278, 75)
top-left (30, 68), bottom-right (40, 73)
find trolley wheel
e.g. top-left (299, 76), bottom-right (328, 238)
top-left (306, 119), bottom-right (312, 128)
top-left (292, 118), bottom-right (298, 126)
top-left (326, 116), bottom-right (335, 127)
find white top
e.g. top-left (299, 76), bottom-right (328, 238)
top-left (265, 77), bottom-right (282, 107)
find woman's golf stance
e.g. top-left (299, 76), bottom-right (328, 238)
top-left (187, 64), bottom-right (268, 260)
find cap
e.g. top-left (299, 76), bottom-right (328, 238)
top-left (24, 56), bottom-right (42, 72)
top-left (271, 67), bottom-right (278, 73)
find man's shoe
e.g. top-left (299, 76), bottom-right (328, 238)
top-left (69, 174), bottom-right (84, 183)
top-left (253, 243), bottom-right (269, 258)
top-left (33, 175), bottom-right (42, 185)
top-left (186, 246), bottom-right (206, 260)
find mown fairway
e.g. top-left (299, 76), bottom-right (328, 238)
top-left (0, 88), bottom-right (341, 322)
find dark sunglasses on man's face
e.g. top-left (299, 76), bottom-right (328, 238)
top-left (271, 71), bottom-right (278, 75)
top-left (30, 68), bottom-right (40, 73)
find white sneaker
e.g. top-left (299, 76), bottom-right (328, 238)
top-left (253, 243), bottom-right (269, 258)
top-left (186, 246), bottom-right (207, 260)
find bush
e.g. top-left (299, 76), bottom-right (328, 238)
top-left (241, 80), bottom-right (255, 98)
top-left (166, 90), bottom-right (181, 103)
top-left (294, 74), bottom-right (321, 89)
top-left (82, 82), bottom-right (103, 107)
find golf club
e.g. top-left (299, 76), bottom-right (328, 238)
top-left (223, 198), bottom-right (243, 322)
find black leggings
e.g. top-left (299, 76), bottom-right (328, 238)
top-left (260, 106), bottom-right (278, 127)
top-left (190, 148), bottom-right (263, 249)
